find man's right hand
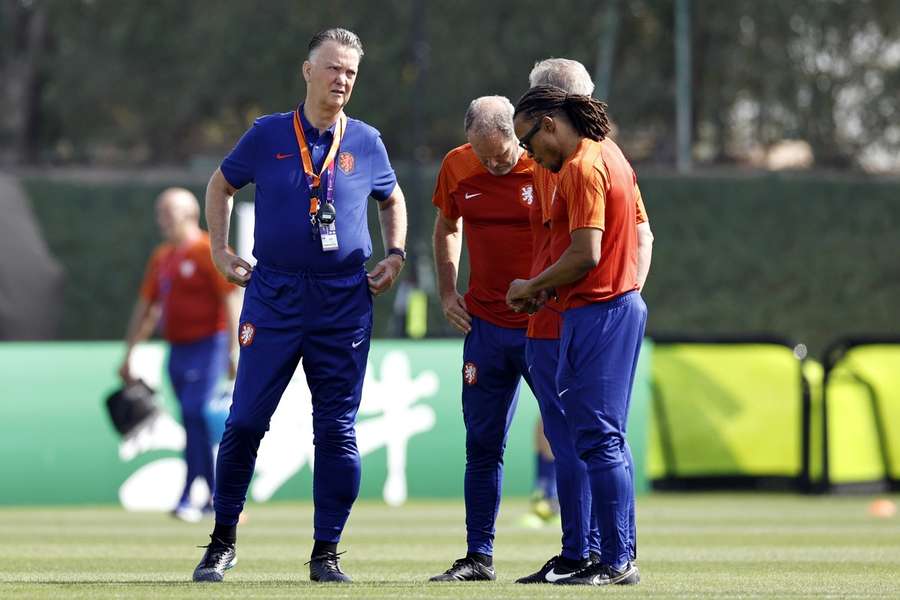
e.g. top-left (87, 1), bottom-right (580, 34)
top-left (441, 291), bottom-right (472, 334)
top-left (212, 247), bottom-right (253, 287)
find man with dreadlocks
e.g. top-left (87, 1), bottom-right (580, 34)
top-left (515, 59), bottom-right (653, 586)
top-left (507, 85), bottom-right (647, 586)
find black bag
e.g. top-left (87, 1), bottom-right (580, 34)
top-left (105, 380), bottom-right (160, 436)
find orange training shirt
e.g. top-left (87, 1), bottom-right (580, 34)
top-left (549, 137), bottom-right (640, 309)
top-left (529, 155), bottom-right (647, 333)
top-left (432, 144), bottom-right (535, 329)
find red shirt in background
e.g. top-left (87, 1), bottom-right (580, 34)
top-left (139, 232), bottom-right (234, 343)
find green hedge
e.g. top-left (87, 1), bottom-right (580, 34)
top-left (23, 171), bottom-right (900, 353)
top-left (638, 173), bottom-right (900, 356)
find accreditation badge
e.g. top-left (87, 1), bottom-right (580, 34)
top-left (319, 222), bottom-right (339, 252)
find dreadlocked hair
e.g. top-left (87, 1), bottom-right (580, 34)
top-left (514, 84), bottom-right (610, 141)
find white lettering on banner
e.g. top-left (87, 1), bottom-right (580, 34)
top-left (117, 348), bottom-right (439, 511)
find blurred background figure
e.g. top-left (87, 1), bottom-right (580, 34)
top-left (528, 420), bottom-right (560, 524)
top-left (118, 188), bottom-right (238, 522)
top-left (390, 266), bottom-right (429, 339)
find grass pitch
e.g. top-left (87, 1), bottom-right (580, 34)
top-left (1, 494), bottom-right (899, 599)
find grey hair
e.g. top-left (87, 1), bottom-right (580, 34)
top-left (308, 28), bottom-right (364, 59)
top-left (464, 96), bottom-right (515, 138)
top-left (528, 58), bottom-right (594, 95)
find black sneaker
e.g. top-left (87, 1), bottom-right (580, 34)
top-left (308, 551), bottom-right (352, 583)
top-left (557, 561), bottom-right (640, 586)
top-left (192, 536), bottom-right (237, 582)
top-left (429, 557), bottom-right (496, 582)
top-left (515, 555), bottom-right (586, 584)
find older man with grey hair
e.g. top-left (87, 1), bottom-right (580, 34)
top-left (528, 57), bottom-right (596, 95)
top-left (194, 27), bottom-right (407, 584)
top-left (513, 58), bottom-right (653, 586)
top-left (429, 96), bottom-right (539, 582)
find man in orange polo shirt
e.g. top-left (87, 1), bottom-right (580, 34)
top-left (119, 188), bottom-right (238, 522)
top-left (516, 59), bottom-right (654, 585)
top-left (509, 86), bottom-right (648, 586)
top-left (430, 96), bottom-right (537, 582)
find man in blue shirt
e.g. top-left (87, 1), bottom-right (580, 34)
top-left (193, 28), bottom-right (407, 584)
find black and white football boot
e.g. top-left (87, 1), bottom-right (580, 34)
top-left (429, 557), bottom-right (496, 582)
top-left (192, 536), bottom-right (237, 582)
top-left (557, 560), bottom-right (640, 586)
top-left (515, 555), bottom-right (587, 584)
top-left (308, 551), bottom-right (352, 583)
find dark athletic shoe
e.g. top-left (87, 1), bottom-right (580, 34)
top-left (515, 555), bottom-right (586, 584)
top-left (557, 561), bottom-right (640, 586)
top-left (308, 551), bottom-right (352, 583)
top-left (192, 537), bottom-right (237, 582)
top-left (429, 557), bottom-right (496, 582)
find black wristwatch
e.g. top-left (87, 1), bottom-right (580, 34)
top-left (387, 247), bottom-right (407, 262)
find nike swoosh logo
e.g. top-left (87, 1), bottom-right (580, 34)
top-left (351, 338), bottom-right (365, 348)
top-left (545, 568), bottom-right (574, 583)
top-left (464, 192), bottom-right (482, 199)
top-left (275, 153), bottom-right (295, 160)
top-left (558, 388), bottom-right (570, 397)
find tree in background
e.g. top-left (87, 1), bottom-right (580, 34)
top-left (0, 0), bottom-right (48, 164)
top-left (3, 0), bottom-right (899, 171)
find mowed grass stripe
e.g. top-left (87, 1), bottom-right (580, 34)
top-left (0, 494), bottom-right (898, 599)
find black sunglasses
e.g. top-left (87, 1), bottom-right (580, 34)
top-left (518, 113), bottom-right (551, 153)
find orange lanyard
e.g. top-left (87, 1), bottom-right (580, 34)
top-left (293, 109), bottom-right (347, 214)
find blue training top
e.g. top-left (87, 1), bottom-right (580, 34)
top-left (221, 105), bottom-right (397, 273)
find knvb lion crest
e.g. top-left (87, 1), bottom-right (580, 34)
top-left (338, 151), bottom-right (355, 175)
top-left (239, 322), bottom-right (256, 347)
top-left (463, 362), bottom-right (478, 386)
top-left (521, 184), bottom-right (534, 206)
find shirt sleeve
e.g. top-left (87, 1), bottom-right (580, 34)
top-left (431, 155), bottom-right (460, 221)
top-left (635, 183), bottom-right (648, 225)
top-left (565, 163), bottom-right (607, 232)
top-left (220, 122), bottom-right (259, 189)
top-left (370, 134), bottom-right (398, 201)
top-left (138, 250), bottom-right (161, 303)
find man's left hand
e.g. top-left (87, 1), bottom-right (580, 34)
top-left (367, 254), bottom-right (404, 295)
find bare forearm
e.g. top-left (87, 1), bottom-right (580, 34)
top-left (636, 222), bottom-right (654, 290)
top-left (378, 186), bottom-right (408, 252)
top-left (433, 216), bottom-right (462, 299)
top-left (529, 245), bottom-right (596, 294)
top-left (123, 299), bottom-right (159, 354)
top-left (206, 168), bottom-right (236, 252)
top-left (524, 228), bottom-right (603, 297)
